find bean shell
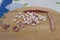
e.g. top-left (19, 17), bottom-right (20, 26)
top-left (18, 12), bottom-right (22, 15)
top-left (13, 26), bottom-right (19, 32)
top-left (2, 24), bottom-right (10, 29)
top-left (15, 15), bottom-right (18, 18)
top-left (20, 23), bottom-right (26, 28)
top-left (13, 19), bottom-right (17, 22)
top-left (16, 21), bottom-right (20, 24)
top-left (43, 19), bottom-right (46, 21)
top-left (18, 16), bottom-right (21, 18)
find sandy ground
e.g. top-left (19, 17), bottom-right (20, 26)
top-left (0, 7), bottom-right (60, 40)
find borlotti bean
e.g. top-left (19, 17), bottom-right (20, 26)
top-left (13, 11), bottom-right (47, 28)
top-left (13, 12), bottom-right (46, 25)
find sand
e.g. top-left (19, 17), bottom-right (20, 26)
top-left (0, 7), bottom-right (60, 40)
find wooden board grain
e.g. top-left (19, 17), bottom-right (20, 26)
top-left (0, 7), bottom-right (60, 40)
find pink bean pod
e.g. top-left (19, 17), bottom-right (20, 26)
top-left (24, 10), bottom-right (48, 13)
top-left (47, 13), bottom-right (54, 31)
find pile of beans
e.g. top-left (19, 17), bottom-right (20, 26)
top-left (2, 10), bottom-right (48, 32)
top-left (13, 11), bottom-right (47, 28)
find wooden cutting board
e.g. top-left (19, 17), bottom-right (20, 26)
top-left (0, 7), bottom-right (60, 40)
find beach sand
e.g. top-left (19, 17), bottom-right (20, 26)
top-left (0, 7), bottom-right (60, 40)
